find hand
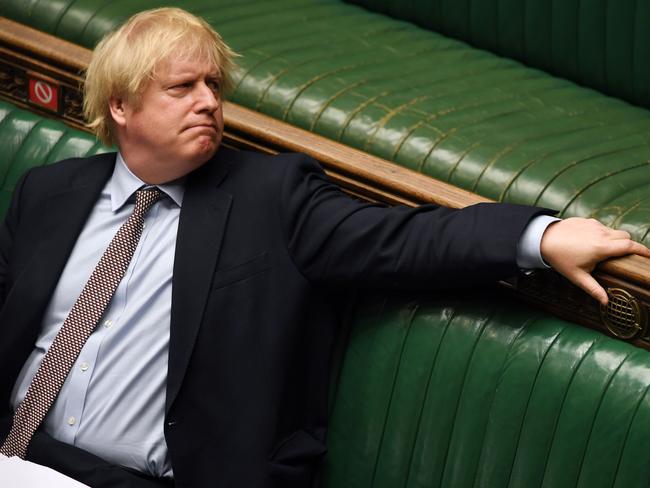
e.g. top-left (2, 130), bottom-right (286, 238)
top-left (540, 218), bottom-right (650, 305)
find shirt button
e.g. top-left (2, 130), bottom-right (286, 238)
top-left (67, 417), bottom-right (76, 426)
top-left (80, 362), bottom-right (90, 372)
top-left (104, 319), bottom-right (112, 328)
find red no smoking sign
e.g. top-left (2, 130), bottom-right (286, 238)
top-left (28, 77), bottom-right (59, 112)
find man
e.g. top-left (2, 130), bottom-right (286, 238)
top-left (0, 7), bottom-right (647, 488)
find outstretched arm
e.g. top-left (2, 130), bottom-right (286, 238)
top-left (540, 218), bottom-right (650, 305)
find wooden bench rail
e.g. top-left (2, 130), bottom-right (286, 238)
top-left (2, 16), bottom-right (649, 348)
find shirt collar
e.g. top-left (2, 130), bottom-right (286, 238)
top-left (110, 153), bottom-right (186, 211)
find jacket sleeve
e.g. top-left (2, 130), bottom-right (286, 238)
top-left (278, 154), bottom-right (553, 289)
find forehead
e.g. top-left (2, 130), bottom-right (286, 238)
top-left (154, 54), bottom-right (220, 80)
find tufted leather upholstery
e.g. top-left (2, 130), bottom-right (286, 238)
top-left (348, 0), bottom-right (650, 110)
top-left (4, 1), bottom-right (650, 244)
top-left (326, 291), bottom-right (650, 488)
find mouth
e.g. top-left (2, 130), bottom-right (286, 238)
top-left (188, 123), bottom-right (217, 131)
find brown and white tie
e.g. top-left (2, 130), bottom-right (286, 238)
top-left (0, 188), bottom-right (162, 459)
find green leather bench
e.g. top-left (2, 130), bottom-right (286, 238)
top-left (0, 100), bottom-right (109, 216)
top-left (326, 291), bottom-right (650, 488)
top-left (3, 0), bottom-right (650, 244)
top-left (2, 98), bottom-right (650, 487)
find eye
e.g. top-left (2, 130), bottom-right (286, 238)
top-left (207, 80), bottom-right (221, 93)
top-left (167, 82), bottom-right (192, 93)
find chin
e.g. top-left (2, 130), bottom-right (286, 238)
top-left (184, 148), bottom-right (218, 171)
top-left (188, 138), bottom-right (219, 158)
top-left (197, 134), bottom-right (220, 153)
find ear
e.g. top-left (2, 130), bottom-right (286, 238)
top-left (109, 96), bottom-right (128, 127)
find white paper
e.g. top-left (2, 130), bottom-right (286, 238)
top-left (0, 453), bottom-right (90, 487)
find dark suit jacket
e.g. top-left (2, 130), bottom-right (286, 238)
top-left (0, 147), bottom-right (549, 487)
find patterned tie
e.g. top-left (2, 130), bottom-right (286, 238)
top-left (0, 188), bottom-right (162, 459)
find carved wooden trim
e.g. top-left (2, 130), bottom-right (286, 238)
top-left (0, 22), bottom-right (87, 131)
top-left (2, 16), bottom-right (650, 349)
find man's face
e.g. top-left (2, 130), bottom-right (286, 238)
top-left (113, 55), bottom-right (224, 183)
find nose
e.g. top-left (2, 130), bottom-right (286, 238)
top-left (195, 81), bottom-right (220, 113)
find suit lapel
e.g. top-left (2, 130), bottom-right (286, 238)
top-left (14, 155), bottom-right (115, 336)
top-left (166, 157), bottom-right (231, 413)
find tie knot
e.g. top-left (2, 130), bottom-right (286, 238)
top-left (134, 188), bottom-right (162, 217)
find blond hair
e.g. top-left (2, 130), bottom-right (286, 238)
top-left (83, 7), bottom-right (237, 146)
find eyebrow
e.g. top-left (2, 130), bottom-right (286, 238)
top-left (164, 71), bottom-right (221, 83)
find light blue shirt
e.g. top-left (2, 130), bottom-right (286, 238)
top-left (10, 154), bottom-right (182, 477)
top-left (9, 153), bottom-right (553, 478)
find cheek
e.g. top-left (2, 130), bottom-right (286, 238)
top-left (135, 113), bottom-right (173, 139)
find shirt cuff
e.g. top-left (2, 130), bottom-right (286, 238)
top-left (516, 215), bottom-right (561, 270)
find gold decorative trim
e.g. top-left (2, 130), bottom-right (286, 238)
top-left (600, 288), bottom-right (645, 339)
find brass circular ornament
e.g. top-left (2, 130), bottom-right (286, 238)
top-left (600, 288), bottom-right (644, 340)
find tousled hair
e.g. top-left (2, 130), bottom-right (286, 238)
top-left (83, 7), bottom-right (237, 146)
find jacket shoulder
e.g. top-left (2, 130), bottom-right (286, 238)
top-left (215, 148), bottom-right (325, 184)
top-left (29, 152), bottom-right (116, 175)
top-left (22, 152), bottom-right (116, 189)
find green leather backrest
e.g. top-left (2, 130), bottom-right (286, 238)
top-left (347, 0), bottom-right (650, 110)
top-left (325, 291), bottom-right (650, 488)
top-left (0, 100), bottom-right (109, 216)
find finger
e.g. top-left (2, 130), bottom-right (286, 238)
top-left (602, 239), bottom-right (650, 258)
top-left (621, 240), bottom-right (650, 258)
top-left (630, 242), bottom-right (650, 258)
top-left (608, 229), bottom-right (631, 240)
top-left (569, 269), bottom-right (609, 305)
